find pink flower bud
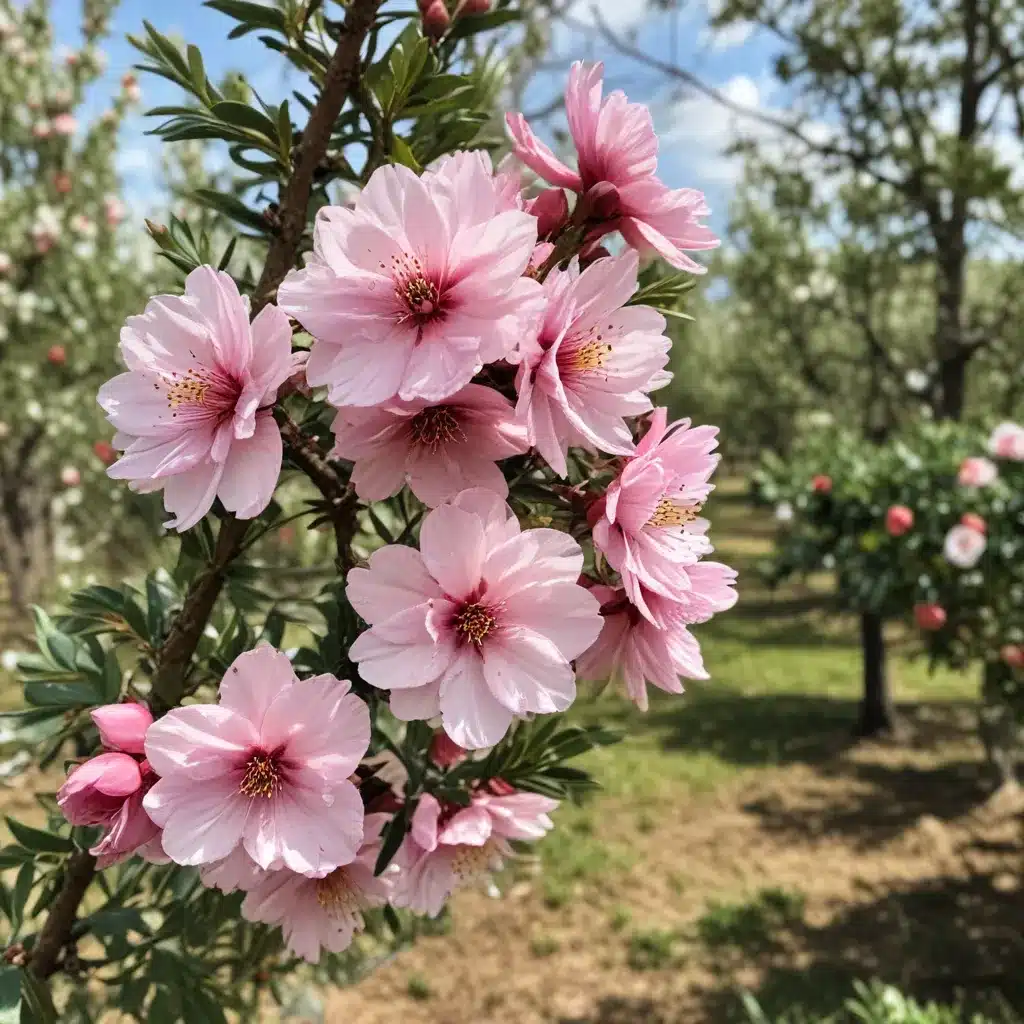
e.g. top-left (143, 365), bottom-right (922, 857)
top-left (91, 703), bottom-right (153, 755)
top-left (885, 505), bottom-right (914, 537)
top-left (960, 512), bottom-right (986, 534)
top-left (93, 440), bottom-right (116, 465)
top-left (57, 752), bottom-right (143, 826)
top-left (60, 466), bottom-right (81, 487)
top-left (581, 181), bottom-right (621, 221)
top-left (428, 731), bottom-right (467, 768)
top-left (527, 188), bottom-right (569, 238)
top-left (812, 474), bottom-right (832, 494)
top-left (104, 196), bottom-right (125, 226)
top-left (52, 113), bottom-right (78, 137)
top-left (914, 603), bottom-right (946, 632)
top-left (47, 344), bottom-right (66, 366)
top-left (463, 0), bottom-right (491, 12)
top-left (1002, 645), bottom-right (1024, 669)
top-left (422, 0), bottom-right (450, 38)
top-left (958, 456), bottom-right (997, 488)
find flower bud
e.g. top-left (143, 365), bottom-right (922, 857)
top-left (885, 505), bottom-right (914, 537)
top-left (1002, 644), bottom-right (1024, 669)
top-left (47, 344), bottom-right (66, 366)
top-left (463, 0), bottom-right (491, 13)
top-left (60, 466), bottom-right (81, 487)
top-left (57, 752), bottom-right (142, 826)
top-left (914, 603), bottom-right (946, 632)
top-left (54, 172), bottom-right (72, 194)
top-left (422, 1), bottom-right (451, 38)
top-left (52, 113), bottom-right (78, 136)
top-left (93, 440), bottom-right (116, 465)
top-left (429, 731), bottom-right (467, 769)
top-left (92, 703), bottom-right (153, 755)
top-left (527, 188), bottom-right (569, 239)
top-left (580, 181), bottom-right (621, 221)
top-left (811, 474), bottom-right (832, 494)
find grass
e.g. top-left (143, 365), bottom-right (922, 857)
top-left (695, 887), bottom-right (806, 954)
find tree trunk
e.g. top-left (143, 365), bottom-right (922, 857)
top-left (856, 611), bottom-right (896, 736)
top-left (978, 661), bottom-right (1020, 792)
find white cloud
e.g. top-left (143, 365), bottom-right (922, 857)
top-left (699, 19), bottom-right (754, 52)
top-left (567, 0), bottom-right (649, 33)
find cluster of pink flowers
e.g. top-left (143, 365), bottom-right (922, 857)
top-left (81, 62), bottom-right (737, 961)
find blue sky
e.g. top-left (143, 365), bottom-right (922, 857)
top-left (51, 0), bottom-right (777, 234)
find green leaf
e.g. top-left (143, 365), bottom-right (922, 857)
top-left (210, 101), bottom-right (279, 142)
top-left (8, 863), bottom-right (33, 935)
top-left (20, 971), bottom-right (57, 1024)
top-left (5, 819), bottom-right (75, 855)
top-left (86, 906), bottom-right (152, 939)
top-left (374, 805), bottom-right (409, 875)
top-left (204, 0), bottom-right (288, 35)
top-left (277, 99), bottom-right (293, 162)
top-left (101, 650), bottom-right (122, 704)
top-left (191, 188), bottom-right (272, 234)
top-left (24, 681), bottom-right (102, 708)
top-left (390, 135), bottom-right (421, 172)
top-left (0, 966), bottom-right (19, 1024)
top-left (186, 44), bottom-right (208, 102)
top-left (447, 8), bottom-right (520, 38)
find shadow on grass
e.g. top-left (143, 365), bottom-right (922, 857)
top-left (699, 870), bottom-right (1024, 1023)
top-left (557, 996), bottom-right (671, 1024)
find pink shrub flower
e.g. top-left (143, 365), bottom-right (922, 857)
top-left (332, 384), bottom-right (527, 507)
top-left (960, 512), bottom-right (986, 534)
top-left (514, 251), bottom-right (671, 476)
top-left (811, 474), bottom-right (832, 494)
top-left (391, 788), bottom-right (557, 917)
top-left (958, 456), bottom-right (998, 488)
top-left (988, 422), bottom-right (1024, 461)
top-left (278, 161), bottom-right (543, 408)
top-left (914, 603), bottom-right (947, 631)
top-left (506, 61), bottom-right (719, 272)
top-left (143, 645), bottom-right (370, 875)
top-left (52, 113), bottom-right (77, 136)
top-left (577, 570), bottom-right (737, 709)
top-left (347, 488), bottom-right (602, 749)
top-left (99, 266), bottom-right (294, 531)
top-left (104, 195), bottom-right (125, 227)
top-left (590, 409), bottom-right (720, 621)
top-left (943, 523), bottom-right (986, 568)
top-left (1001, 644), bottom-right (1024, 669)
top-left (885, 505), bottom-right (914, 537)
top-left (60, 466), bottom-right (80, 487)
top-left (57, 703), bottom-right (163, 867)
top-left (240, 813), bottom-right (392, 962)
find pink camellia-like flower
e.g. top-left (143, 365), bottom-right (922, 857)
top-left (93, 440), bottom-right (116, 465)
top-left (914, 603), bottom-right (947, 632)
top-left (347, 488), bottom-right (602, 749)
top-left (52, 113), bottom-right (77, 136)
top-left (60, 466), bottom-right (81, 487)
top-left (960, 512), bottom-right (986, 534)
top-left (278, 160), bottom-right (543, 408)
top-left (506, 61), bottom-right (719, 273)
top-left (104, 195), bottom-right (125, 227)
top-left (99, 266), bottom-right (294, 531)
top-left (57, 703), bottom-right (163, 867)
top-left (391, 786), bottom-right (557, 917)
top-left (590, 408), bottom-right (720, 622)
top-left (988, 422), bottom-right (1024, 462)
top-left (143, 645), bottom-right (370, 875)
top-left (958, 456), bottom-right (998, 488)
top-left (1002, 645), bottom-right (1024, 669)
top-left (515, 251), bottom-right (671, 476)
top-left (577, 570), bottom-right (737, 710)
top-left (885, 505), bottom-right (914, 537)
top-left (811, 474), bottom-right (832, 494)
top-left (943, 523), bottom-right (986, 568)
top-left (240, 813), bottom-right (392, 963)
top-left (332, 384), bottom-right (528, 508)
top-left (48, 344), bottom-right (66, 366)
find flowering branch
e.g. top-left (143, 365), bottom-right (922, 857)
top-left (23, 0), bottom-right (384, 983)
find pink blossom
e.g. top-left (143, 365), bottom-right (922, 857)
top-left (57, 702), bottom-right (163, 867)
top-left (958, 456), bottom-right (998, 488)
top-left (885, 505), bottom-right (914, 537)
top-left (332, 383), bottom-right (527, 507)
top-left (91, 702), bottom-right (152, 754)
top-left (240, 813), bottom-right (392, 962)
top-left (811, 474), bottom-right (832, 494)
top-left (32, 121), bottom-right (52, 139)
top-left (914, 603), bottom-right (946, 631)
top-left (104, 195), bottom-right (125, 227)
top-left (99, 266), bottom-right (294, 531)
top-left (590, 409), bottom-right (720, 621)
top-left (52, 113), bottom-right (77, 136)
top-left (943, 523), bottom-right (986, 568)
top-left (526, 187), bottom-right (569, 238)
top-left (1002, 645), bottom-right (1024, 669)
top-left (422, 0), bottom-right (449, 37)
top-left (47, 344), bottom-right (66, 366)
top-left (347, 488), bottom-right (602, 749)
top-left (577, 571), bottom-right (737, 710)
top-left (988, 422), bottom-right (1024, 461)
top-left (143, 645), bottom-right (370, 875)
top-left (506, 61), bottom-right (719, 272)
top-left (391, 788), bottom-right (557, 917)
top-left (514, 251), bottom-right (671, 476)
top-left (60, 466), bottom-right (80, 487)
top-left (960, 512), bottom-right (986, 534)
top-left (428, 731), bottom-right (467, 768)
top-left (0, 252), bottom-right (11, 275)
top-left (278, 161), bottom-right (543, 408)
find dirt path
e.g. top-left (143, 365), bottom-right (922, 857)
top-left (325, 705), bottom-right (1023, 1024)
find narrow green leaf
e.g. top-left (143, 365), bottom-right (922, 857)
top-left (0, 965), bottom-right (19, 1024)
top-left (210, 101), bottom-right (279, 141)
top-left (24, 681), bottom-right (102, 708)
top-left (9, 862), bottom-right (33, 935)
top-left (5, 819), bottom-right (75, 855)
top-left (186, 45), bottom-right (208, 102)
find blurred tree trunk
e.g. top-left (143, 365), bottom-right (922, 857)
top-left (978, 661), bottom-right (1020, 792)
top-left (856, 612), bottom-right (896, 736)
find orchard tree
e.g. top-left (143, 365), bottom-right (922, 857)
top-left (0, 2), bottom-right (736, 1020)
top-left (0, 0), bottom-right (161, 612)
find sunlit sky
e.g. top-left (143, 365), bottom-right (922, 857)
top-left (50, 0), bottom-right (780, 235)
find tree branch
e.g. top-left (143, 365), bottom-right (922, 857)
top-left (27, 0), bottom-right (384, 980)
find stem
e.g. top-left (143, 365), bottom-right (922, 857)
top-left (27, 0), bottom-right (384, 980)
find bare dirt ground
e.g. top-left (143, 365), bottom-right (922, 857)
top-left (326, 706), bottom-right (1024, 1024)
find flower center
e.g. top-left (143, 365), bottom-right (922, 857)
top-left (239, 753), bottom-right (282, 799)
top-left (409, 406), bottom-right (465, 450)
top-left (647, 496), bottom-right (702, 529)
top-left (454, 603), bottom-right (495, 645)
top-left (315, 867), bottom-right (363, 915)
top-left (160, 364), bottom-right (239, 420)
top-left (389, 251), bottom-right (443, 325)
top-left (567, 338), bottom-right (612, 372)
